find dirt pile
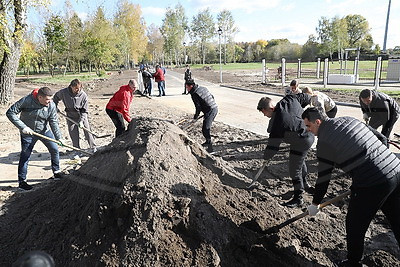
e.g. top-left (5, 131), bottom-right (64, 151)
top-left (0, 117), bottom-right (399, 266)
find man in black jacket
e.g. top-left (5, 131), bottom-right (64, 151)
top-left (359, 88), bottom-right (400, 138)
top-left (302, 107), bottom-right (400, 267)
top-left (257, 94), bottom-right (314, 207)
top-left (185, 79), bottom-right (218, 152)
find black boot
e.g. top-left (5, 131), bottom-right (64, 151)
top-left (283, 191), bottom-right (304, 208)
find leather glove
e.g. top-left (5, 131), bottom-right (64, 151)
top-left (362, 113), bottom-right (369, 121)
top-left (22, 127), bottom-right (34, 135)
top-left (307, 204), bottom-right (320, 216)
top-left (78, 121), bottom-right (84, 128)
top-left (193, 115), bottom-right (199, 120)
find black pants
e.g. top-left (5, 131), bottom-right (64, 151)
top-left (202, 107), bottom-right (218, 143)
top-left (370, 115), bottom-right (398, 138)
top-left (106, 109), bottom-right (125, 137)
top-left (346, 174), bottom-right (400, 264)
top-left (326, 105), bottom-right (337, 118)
top-left (288, 132), bottom-right (315, 192)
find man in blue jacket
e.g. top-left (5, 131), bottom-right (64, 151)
top-left (303, 107), bottom-right (400, 267)
top-left (6, 87), bottom-right (64, 190)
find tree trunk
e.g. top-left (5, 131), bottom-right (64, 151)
top-left (0, 45), bottom-right (21, 105)
top-left (0, 0), bottom-right (28, 105)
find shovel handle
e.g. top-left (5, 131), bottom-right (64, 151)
top-left (253, 161), bottom-right (268, 182)
top-left (31, 131), bottom-right (93, 156)
top-left (58, 110), bottom-right (104, 138)
top-left (264, 190), bottom-right (351, 234)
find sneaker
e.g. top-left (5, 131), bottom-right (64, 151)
top-left (19, 181), bottom-right (33, 191)
top-left (53, 172), bottom-right (64, 180)
top-left (283, 195), bottom-right (304, 208)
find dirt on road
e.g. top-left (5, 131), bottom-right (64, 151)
top-left (0, 69), bottom-right (399, 266)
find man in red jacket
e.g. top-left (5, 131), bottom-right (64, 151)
top-left (106, 79), bottom-right (137, 137)
top-left (153, 65), bottom-right (166, 97)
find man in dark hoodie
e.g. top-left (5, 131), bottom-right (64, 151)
top-left (359, 88), bottom-right (400, 138)
top-left (257, 94), bottom-right (314, 207)
top-left (53, 79), bottom-right (96, 154)
top-left (185, 79), bottom-right (218, 152)
top-left (6, 87), bottom-right (64, 190)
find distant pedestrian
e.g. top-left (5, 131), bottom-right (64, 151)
top-left (106, 79), bottom-right (137, 137)
top-left (302, 86), bottom-right (337, 118)
top-left (285, 79), bottom-right (302, 95)
top-left (185, 79), bottom-right (218, 152)
top-left (153, 65), bottom-right (166, 97)
top-left (53, 79), bottom-right (96, 154)
top-left (141, 66), bottom-right (153, 96)
top-left (6, 87), bottom-right (65, 190)
top-left (183, 65), bottom-right (192, 94)
top-left (359, 88), bottom-right (400, 138)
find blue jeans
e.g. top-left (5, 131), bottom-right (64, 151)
top-left (18, 130), bottom-right (60, 183)
top-left (157, 81), bottom-right (165, 96)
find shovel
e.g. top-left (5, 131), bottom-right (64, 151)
top-left (263, 190), bottom-right (351, 234)
top-left (181, 115), bottom-right (204, 130)
top-left (58, 110), bottom-right (111, 138)
top-left (31, 131), bottom-right (93, 157)
top-left (247, 161), bottom-right (268, 189)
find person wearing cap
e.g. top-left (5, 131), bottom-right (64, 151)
top-left (185, 79), bottom-right (218, 152)
top-left (106, 79), bottom-right (137, 137)
top-left (302, 107), bottom-right (400, 267)
top-left (257, 93), bottom-right (314, 208)
top-left (302, 86), bottom-right (337, 118)
top-left (6, 87), bottom-right (64, 190)
top-left (53, 79), bottom-right (97, 154)
top-left (359, 88), bottom-right (400, 138)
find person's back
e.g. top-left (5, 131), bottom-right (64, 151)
top-left (189, 84), bottom-right (217, 114)
top-left (316, 116), bottom-right (400, 188)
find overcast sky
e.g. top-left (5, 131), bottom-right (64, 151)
top-left (39, 0), bottom-right (399, 49)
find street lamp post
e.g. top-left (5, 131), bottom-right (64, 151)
top-left (218, 27), bottom-right (223, 83)
top-left (183, 42), bottom-right (187, 65)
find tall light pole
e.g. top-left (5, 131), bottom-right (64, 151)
top-left (218, 27), bottom-right (223, 83)
top-left (383, 0), bottom-right (391, 52)
top-left (183, 42), bottom-right (187, 65)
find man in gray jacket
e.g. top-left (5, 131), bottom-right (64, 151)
top-left (53, 79), bottom-right (96, 154)
top-left (185, 79), bottom-right (218, 152)
top-left (302, 107), bottom-right (400, 266)
top-left (6, 87), bottom-right (64, 190)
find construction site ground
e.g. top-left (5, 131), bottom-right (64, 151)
top-left (0, 67), bottom-right (399, 266)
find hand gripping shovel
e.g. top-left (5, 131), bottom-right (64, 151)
top-left (264, 190), bottom-right (351, 234)
top-left (31, 131), bottom-right (93, 157)
top-left (58, 110), bottom-right (111, 138)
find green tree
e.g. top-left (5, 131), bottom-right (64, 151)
top-left (217, 9), bottom-right (238, 64)
top-left (114, 0), bottom-right (147, 67)
top-left (146, 23), bottom-right (164, 65)
top-left (43, 15), bottom-right (67, 76)
top-left (65, 13), bottom-right (84, 73)
top-left (191, 8), bottom-right (215, 64)
top-left (316, 16), bottom-right (348, 61)
top-left (160, 3), bottom-right (188, 65)
top-left (19, 40), bottom-right (39, 77)
top-left (344, 14), bottom-right (372, 48)
top-left (0, 0), bottom-right (31, 104)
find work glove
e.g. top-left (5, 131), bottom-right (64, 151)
top-left (22, 127), bottom-right (34, 135)
top-left (78, 121), bottom-right (84, 128)
top-left (193, 114), bottom-right (199, 120)
top-left (307, 204), bottom-right (320, 216)
top-left (363, 113), bottom-right (369, 122)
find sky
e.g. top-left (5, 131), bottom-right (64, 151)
top-left (33, 0), bottom-right (400, 49)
